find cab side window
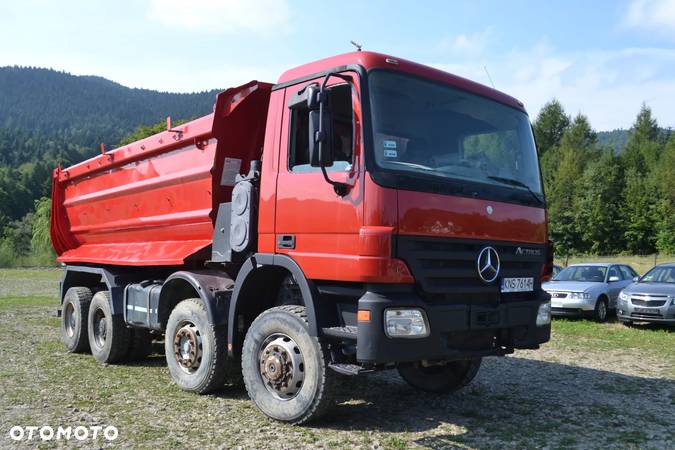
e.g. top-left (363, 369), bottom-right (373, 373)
top-left (288, 83), bottom-right (354, 172)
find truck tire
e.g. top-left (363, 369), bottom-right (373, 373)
top-left (242, 305), bottom-right (336, 424)
top-left (61, 287), bottom-right (93, 353)
top-left (594, 296), bottom-right (609, 322)
top-left (127, 329), bottom-right (153, 361)
top-left (164, 299), bottom-right (227, 394)
top-left (397, 358), bottom-right (482, 393)
top-left (87, 291), bottom-right (131, 364)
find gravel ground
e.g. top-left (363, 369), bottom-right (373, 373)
top-left (0, 270), bottom-right (673, 449)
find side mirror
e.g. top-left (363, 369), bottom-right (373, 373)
top-left (288, 83), bottom-right (320, 110)
top-left (608, 276), bottom-right (620, 282)
top-left (632, 276), bottom-right (640, 282)
top-left (309, 91), bottom-right (334, 168)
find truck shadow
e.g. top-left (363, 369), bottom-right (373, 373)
top-left (320, 355), bottom-right (674, 446)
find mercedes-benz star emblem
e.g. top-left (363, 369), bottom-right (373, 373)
top-left (477, 246), bottom-right (500, 282)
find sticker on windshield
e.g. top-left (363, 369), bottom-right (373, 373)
top-left (383, 140), bottom-right (398, 157)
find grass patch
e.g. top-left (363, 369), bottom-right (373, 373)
top-left (552, 318), bottom-right (674, 358)
top-left (0, 296), bottom-right (56, 309)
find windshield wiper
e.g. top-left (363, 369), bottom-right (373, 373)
top-left (487, 176), bottom-right (544, 206)
top-left (384, 161), bottom-right (435, 171)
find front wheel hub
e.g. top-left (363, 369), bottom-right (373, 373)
top-left (173, 322), bottom-right (202, 373)
top-left (259, 334), bottom-right (305, 400)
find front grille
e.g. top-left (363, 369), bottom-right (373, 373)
top-left (631, 312), bottom-right (663, 319)
top-left (396, 236), bottom-right (545, 303)
top-left (631, 299), bottom-right (666, 307)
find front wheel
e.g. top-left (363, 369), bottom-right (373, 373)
top-left (594, 297), bottom-right (609, 322)
top-left (397, 358), bottom-right (482, 393)
top-left (242, 305), bottom-right (336, 424)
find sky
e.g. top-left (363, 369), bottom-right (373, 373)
top-left (1, 0), bottom-right (674, 130)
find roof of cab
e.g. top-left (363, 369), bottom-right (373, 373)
top-left (275, 51), bottom-right (526, 113)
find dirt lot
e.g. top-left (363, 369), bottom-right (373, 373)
top-left (0, 268), bottom-right (673, 449)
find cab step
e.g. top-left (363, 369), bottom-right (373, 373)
top-left (321, 325), bottom-right (357, 340)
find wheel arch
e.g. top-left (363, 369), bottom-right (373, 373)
top-left (157, 270), bottom-right (234, 331)
top-left (60, 265), bottom-right (126, 315)
top-left (227, 253), bottom-right (322, 357)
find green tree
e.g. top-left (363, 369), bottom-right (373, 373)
top-left (621, 168), bottom-right (657, 254)
top-left (622, 103), bottom-right (660, 174)
top-left (546, 114), bottom-right (598, 255)
top-left (576, 150), bottom-right (625, 253)
top-left (31, 197), bottom-right (54, 260)
top-left (653, 135), bottom-right (675, 253)
top-left (533, 99), bottom-right (570, 154)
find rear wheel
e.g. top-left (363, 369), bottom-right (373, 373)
top-left (594, 297), bottom-right (609, 322)
top-left (61, 287), bottom-right (93, 353)
top-left (242, 305), bottom-right (336, 424)
top-left (164, 299), bottom-right (227, 394)
top-left (87, 291), bottom-right (131, 364)
top-left (397, 358), bottom-right (482, 393)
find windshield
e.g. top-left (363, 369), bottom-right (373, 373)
top-left (553, 266), bottom-right (607, 282)
top-left (640, 266), bottom-right (675, 283)
top-left (368, 70), bottom-right (543, 203)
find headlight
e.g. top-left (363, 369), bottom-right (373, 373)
top-left (569, 292), bottom-right (591, 300)
top-left (384, 308), bottom-right (429, 338)
top-left (619, 291), bottom-right (629, 301)
top-left (536, 301), bottom-right (551, 326)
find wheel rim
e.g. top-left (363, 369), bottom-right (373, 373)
top-left (599, 301), bottom-right (607, 320)
top-left (173, 321), bottom-right (203, 373)
top-left (92, 308), bottom-right (107, 349)
top-left (64, 302), bottom-right (76, 338)
top-left (258, 333), bottom-right (305, 400)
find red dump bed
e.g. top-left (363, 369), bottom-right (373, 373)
top-left (51, 81), bottom-right (272, 266)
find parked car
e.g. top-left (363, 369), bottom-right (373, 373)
top-left (617, 263), bottom-right (675, 326)
top-left (552, 264), bottom-right (563, 278)
top-left (542, 263), bottom-right (639, 322)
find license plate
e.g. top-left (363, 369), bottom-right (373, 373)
top-left (634, 307), bottom-right (658, 314)
top-left (501, 277), bottom-right (534, 293)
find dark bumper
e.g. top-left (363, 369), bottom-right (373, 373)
top-left (356, 288), bottom-right (551, 364)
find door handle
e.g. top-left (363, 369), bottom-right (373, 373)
top-left (277, 235), bottom-right (296, 249)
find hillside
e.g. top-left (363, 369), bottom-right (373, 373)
top-left (0, 66), bottom-right (220, 162)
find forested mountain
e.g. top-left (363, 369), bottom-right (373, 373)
top-left (0, 66), bottom-right (220, 162)
top-left (597, 128), bottom-right (671, 154)
top-left (0, 67), bottom-right (223, 264)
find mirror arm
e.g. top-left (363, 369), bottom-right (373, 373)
top-left (317, 71), bottom-right (354, 197)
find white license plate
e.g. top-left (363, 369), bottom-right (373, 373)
top-left (501, 277), bottom-right (534, 293)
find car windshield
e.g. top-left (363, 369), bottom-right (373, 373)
top-left (553, 266), bottom-right (607, 282)
top-left (640, 266), bottom-right (675, 283)
top-left (369, 70), bottom-right (543, 202)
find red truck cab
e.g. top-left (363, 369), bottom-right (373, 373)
top-left (52, 51), bottom-right (552, 424)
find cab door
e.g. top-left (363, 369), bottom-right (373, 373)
top-left (274, 72), bottom-right (365, 281)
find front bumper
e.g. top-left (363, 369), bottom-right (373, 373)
top-left (617, 299), bottom-right (675, 325)
top-left (355, 288), bottom-right (551, 364)
top-left (547, 293), bottom-right (596, 314)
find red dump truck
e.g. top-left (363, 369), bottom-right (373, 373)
top-left (51, 51), bottom-right (552, 424)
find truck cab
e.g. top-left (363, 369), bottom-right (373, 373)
top-left (52, 51), bottom-right (552, 425)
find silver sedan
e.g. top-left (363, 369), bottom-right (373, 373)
top-left (542, 263), bottom-right (639, 322)
top-left (617, 263), bottom-right (675, 326)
